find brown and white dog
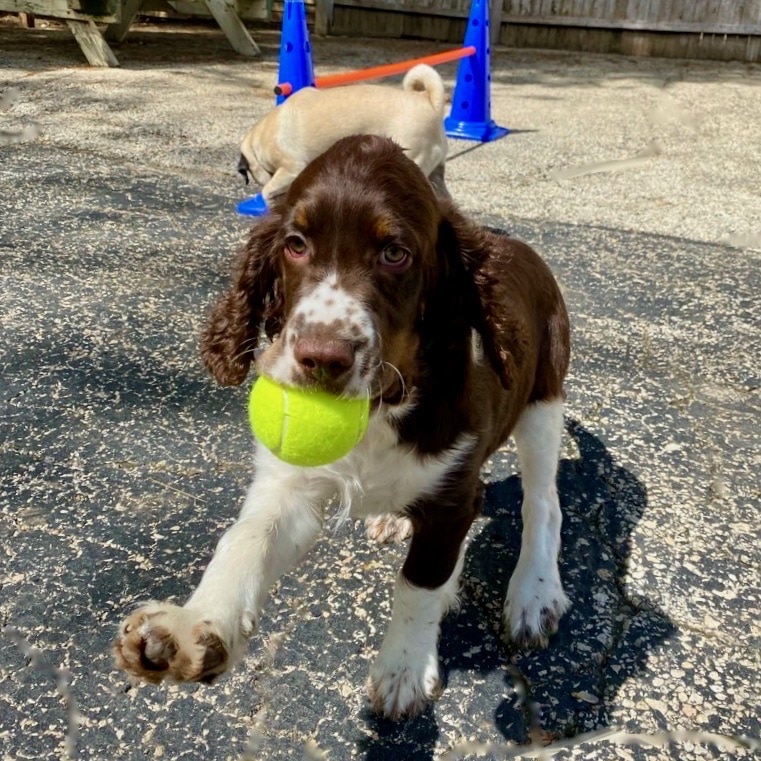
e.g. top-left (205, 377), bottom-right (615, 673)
top-left (237, 64), bottom-right (450, 203)
top-left (114, 135), bottom-right (571, 720)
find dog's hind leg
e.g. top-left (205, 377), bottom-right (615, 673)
top-left (364, 513), bottom-right (413, 544)
top-left (503, 398), bottom-right (570, 648)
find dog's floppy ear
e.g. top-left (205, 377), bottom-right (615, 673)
top-left (434, 206), bottom-right (522, 391)
top-left (200, 214), bottom-right (284, 386)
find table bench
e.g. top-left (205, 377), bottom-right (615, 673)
top-left (0, 0), bottom-right (261, 65)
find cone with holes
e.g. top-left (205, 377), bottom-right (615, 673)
top-left (238, 0), bottom-right (315, 217)
top-left (275, 0), bottom-right (315, 105)
top-left (444, 0), bottom-right (508, 142)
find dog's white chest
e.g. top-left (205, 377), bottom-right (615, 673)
top-left (325, 414), bottom-right (475, 518)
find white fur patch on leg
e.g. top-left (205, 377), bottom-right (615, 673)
top-left (503, 399), bottom-right (570, 648)
top-left (368, 549), bottom-right (464, 718)
top-left (367, 574), bottom-right (443, 719)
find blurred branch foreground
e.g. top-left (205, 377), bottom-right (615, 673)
top-left (5, 626), bottom-right (759, 759)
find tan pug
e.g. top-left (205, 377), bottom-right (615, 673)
top-left (238, 64), bottom-right (450, 202)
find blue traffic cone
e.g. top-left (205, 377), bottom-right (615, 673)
top-left (444, 0), bottom-right (508, 142)
top-left (238, 0), bottom-right (315, 215)
top-left (276, 0), bottom-right (315, 105)
top-left (237, 193), bottom-right (268, 216)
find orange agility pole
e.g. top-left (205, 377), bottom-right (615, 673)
top-left (274, 45), bottom-right (476, 97)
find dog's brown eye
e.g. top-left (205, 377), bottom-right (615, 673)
top-left (379, 245), bottom-right (409, 269)
top-left (285, 236), bottom-right (308, 258)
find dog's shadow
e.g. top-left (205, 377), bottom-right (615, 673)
top-left (357, 419), bottom-right (675, 759)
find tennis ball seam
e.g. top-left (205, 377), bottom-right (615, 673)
top-left (279, 385), bottom-right (290, 457)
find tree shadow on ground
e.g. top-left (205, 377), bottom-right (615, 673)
top-left (357, 419), bottom-right (675, 759)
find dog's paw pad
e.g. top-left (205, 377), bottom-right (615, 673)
top-left (367, 654), bottom-right (441, 719)
top-left (503, 572), bottom-right (569, 650)
top-left (114, 603), bottom-right (229, 684)
top-left (505, 603), bottom-right (564, 649)
top-left (364, 514), bottom-right (412, 544)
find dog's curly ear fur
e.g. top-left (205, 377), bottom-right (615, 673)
top-left (434, 205), bottom-right (523, 391)
top-left (200, 215), bottom-right (284, 386)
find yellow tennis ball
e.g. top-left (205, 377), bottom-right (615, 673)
top-left (248, 375), bottom-right (370, 467)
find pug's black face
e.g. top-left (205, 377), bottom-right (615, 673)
top-left (237, 154), bottom-right (251, 185)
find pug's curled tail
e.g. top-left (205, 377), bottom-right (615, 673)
top-left (402, 64), bottom-right (446, 116)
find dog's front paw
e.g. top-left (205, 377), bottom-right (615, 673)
top-left (114, 602), bottom-right (229, 684)
top-left (364, 514), bottom-right (413, 544)
top-left (367, 645), bottom-right (441, 719)
top-left (503, 563), bottom-right (570, 649)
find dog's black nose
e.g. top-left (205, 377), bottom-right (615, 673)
top-left (237, 154), bottom-right (250, 185)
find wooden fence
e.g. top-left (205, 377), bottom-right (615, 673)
top-left (316, 0), bottom-right (761, 62)
top-left (7, 0), bottom-right (759, 63)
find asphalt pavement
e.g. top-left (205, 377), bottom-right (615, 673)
top-left (1, 18), bottom-right (759, 761)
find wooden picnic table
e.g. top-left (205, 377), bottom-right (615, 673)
top-left (0, 0), bottom-right (261, 65)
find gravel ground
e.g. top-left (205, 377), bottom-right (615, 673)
top-left (1, 18), bottom-right (759, 761)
